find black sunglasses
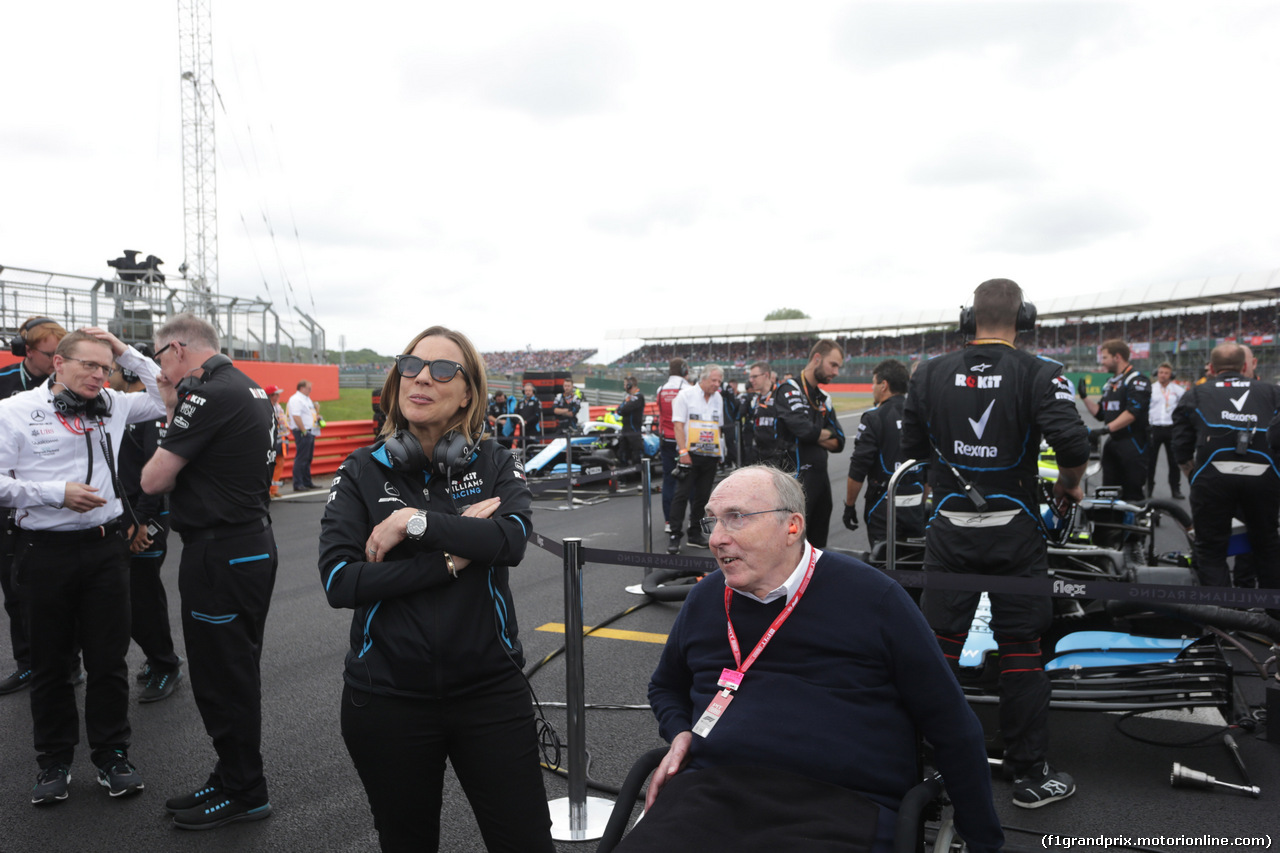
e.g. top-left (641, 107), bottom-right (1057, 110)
top-left (152, 341), bottom-right (186, 363)
top-left (395, 355), bottom-right (469, 383)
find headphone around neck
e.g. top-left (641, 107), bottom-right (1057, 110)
top-left (51, 383), bottom-right (112, 420)
top-left (383, 428), bottom-right (477, 479)
top-left (175, 353), bottom-right (233, 396)
top-left (958, 301), bottom-right (1037, 336)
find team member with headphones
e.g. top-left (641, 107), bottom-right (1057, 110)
top-left (0, 317), bottom-right (69, 696)
top-left (318, 326), bottom-right (553, 853)
top-left (140, 313), bottom-right (279, 830)
top-left (0, 327), bottom-right (164, 806)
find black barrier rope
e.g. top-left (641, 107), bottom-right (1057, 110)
top-left (526, 536), bottom-right (1280, 610)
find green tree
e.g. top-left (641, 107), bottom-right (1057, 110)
top-left (764, 308), bottom-right (809, 321)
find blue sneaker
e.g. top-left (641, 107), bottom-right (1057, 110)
top-left (172, 796), bottom-right (273, 830)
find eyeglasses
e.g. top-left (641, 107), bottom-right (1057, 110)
top-left (698, 509), bottom-right (789, 536)
top-left (63, 356), bottom-right (115, 376)
top-left (395, 355), bottom-right (468, 384)
top-left (152, 341), bottom-right (186, 363)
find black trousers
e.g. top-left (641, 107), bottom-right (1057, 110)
top-left (178, 525), bottom-right (278, 805)
top-left (13, 529), bottom-right (132, 769)
top-left (1102, 436), bottom-right (1147, 501)
top-left (1189, 471), bottom-right (1280, 592)
top-left (1, 521), bottom-right (30, 671)
top-left (922, 513), bottom-right (1052, 775)
top-left (799, 464), bottom-right (833, 548)
top-left (659, 439), bottom-right (679, 522)
top-left (618, 433), bottom-right (643, 467)
top-left (1147, 425), bottom-right (1180, 492)
top-left (865, 492), bottom-right (926, 550)
top-left (292, 431), bottom-right (316, 488)
top-left (340, 677), bottom-right (554, 853)
top-left (669, 454), bottom-right (718, 538)
top-left (130, 543), bottom-right (181, 672)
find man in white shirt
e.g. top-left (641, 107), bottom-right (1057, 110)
top-left (0, 328), bottom-right (164, 805)
top-left (285, 380), bottom-right (319, 491)
top-left (1147, 362), bottom-right (1186, 499)
top-left (667, 365), bottom-right (724, 554)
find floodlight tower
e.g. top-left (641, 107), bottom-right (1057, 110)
top-left (177, 0), bottom-right (218, 319)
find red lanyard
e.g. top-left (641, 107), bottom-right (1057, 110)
top-left (723, 546), bottom-right (818, 676)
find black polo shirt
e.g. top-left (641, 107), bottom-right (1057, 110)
top-left (159, 361), bottom-right (275, 532)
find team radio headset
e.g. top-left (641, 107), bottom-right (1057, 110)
top-left (936, 299), bottom-right (1040, 513)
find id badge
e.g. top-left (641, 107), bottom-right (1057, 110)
top-left (692, 690), bottom-right (734, 738)
top-left (717, 668), bottom-right (743, 691)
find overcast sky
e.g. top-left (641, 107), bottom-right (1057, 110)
top-left (3, 1), bottom-right (1278, 361)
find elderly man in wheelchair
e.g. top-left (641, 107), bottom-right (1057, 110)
top-left (611, 466), bottom-right (1003, 853)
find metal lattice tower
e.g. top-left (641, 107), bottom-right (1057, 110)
top-left (178, 0), bottom-right (218, 319)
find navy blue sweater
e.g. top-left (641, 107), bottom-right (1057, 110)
top-left (648, 550), bottom-right (1003, 853)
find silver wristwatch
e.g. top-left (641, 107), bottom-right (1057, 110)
top-left (406, 510), bottom-right (429, 540)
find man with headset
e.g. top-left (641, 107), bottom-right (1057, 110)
top-left (844, 359), bottom-right (925, 550)
top-left (0, 316), bottom-right (69, 696)
top-left (141, 313), bottom-right (278, 830)
top-left (615, 376), bottom-right (646, 467)
top-left (1081, 340), bottom-right (1150, 501)
top-left (775, 340), bottom-right (846, 547)
top-left (903, 278), bottom-right (1089, 809)
top-left (0, 327), bottom-right (164, 806)
top-left (1174, 343), bottom-right (1280, 595)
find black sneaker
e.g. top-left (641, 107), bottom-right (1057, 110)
top-left (0, 668), bottom-right (32, 695)
top-left (1171, 490), bottom-right (1185, 500)
top-left (172, 796), bottom-right (273, 830)
top-left (666, 534), bottom-right (682, 555)
top-left (31, 765), bottom-right (71, 805)
top-left (686, 534), bottom-right (710, 549)
top-left (140, 669), bottom-right (184, 704)
top-left (135, 663), bottom-right (152, 684)
top-left (97, 751), bottom-right (145, 798)
top-left (1012, 761), bottom-right (1075, 808)
top-left (165, 782), bottom-right (221, 814)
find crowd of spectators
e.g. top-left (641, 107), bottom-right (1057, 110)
top-left (612, 305), bottom-right (1280, 368)
top-left (481, 348), bottom-right (598, 374)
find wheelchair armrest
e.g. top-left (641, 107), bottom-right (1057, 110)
top-left (596, 746), bottom-right (671, 853)
top-left (893, 772), bottom-right (945, 853)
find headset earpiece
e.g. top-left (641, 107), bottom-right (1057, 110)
top-left (432, 430), bottom-right (476, 478)
top-left (383, 429), bottom-right (427, 472)
top-left (10, 316), bottom-right (57, 357)
top-left (959, 301), bottom-right (1037, 336)
top-left (175, 353), bottom-right (233, 397)
top-left (385, 429), bottom-right (477, 478)
top-left (52, 388), bottom-right (111, 419)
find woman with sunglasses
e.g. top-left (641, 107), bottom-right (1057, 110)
top-left (319, 326), bottom-right (553, 852)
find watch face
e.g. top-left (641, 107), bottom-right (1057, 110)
top-left (407, 513), bottom-right (427, 537)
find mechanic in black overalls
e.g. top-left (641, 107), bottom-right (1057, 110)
top-left (775, 340), bottom-right (846, 548)
top-left (903, 278), bottom-right (1089, 810)
top-left (1081, 340), bottom-right (1150, 501)
top-left (0, 316), bottom-right (68, 696)
top-left (1173, 342), bottom-right (1280, 596)
top-left (615, 376), bottom-right (646, 467)
top-left (844, 359), bottom-right (924, 549)
top-left (747, 360), bottom-right (782, 469)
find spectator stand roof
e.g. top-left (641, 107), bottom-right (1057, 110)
top-left (605, 269), bottom-right (1280, 342)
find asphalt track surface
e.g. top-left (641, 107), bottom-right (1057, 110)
top-left (0, 408), bottom-right (1276, 853)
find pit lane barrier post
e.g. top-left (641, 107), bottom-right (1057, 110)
top-left (548, 537), bottom-right (611, 841)
top-left (624, 458), bottom-right (655, 595)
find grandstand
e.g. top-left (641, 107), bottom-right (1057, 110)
top-left (605, 270), bottom-right (1280, 382)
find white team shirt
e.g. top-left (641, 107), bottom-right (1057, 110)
top-left (0, 347), bottom-right (165, 531)
top-left (672, 384), bottom-right (725, 460)
top-left (1148, 380), bottom-right (1185, 427)
top-left (286, 390), bottom-right (320, 434)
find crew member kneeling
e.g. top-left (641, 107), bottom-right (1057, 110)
top-left (319, 326), bottom-right (553, 853)
top-left (630, 466), bottom-right (1002, 853)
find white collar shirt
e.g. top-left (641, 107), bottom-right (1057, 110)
top-left (733, 541), bottom-right (820, 605)
top-left (286, 391), bottom-right (319, 433)
top-left (1148, 380), bottom-right (1185, 426)
top-left (0, 347), bottom-right (165, 531)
